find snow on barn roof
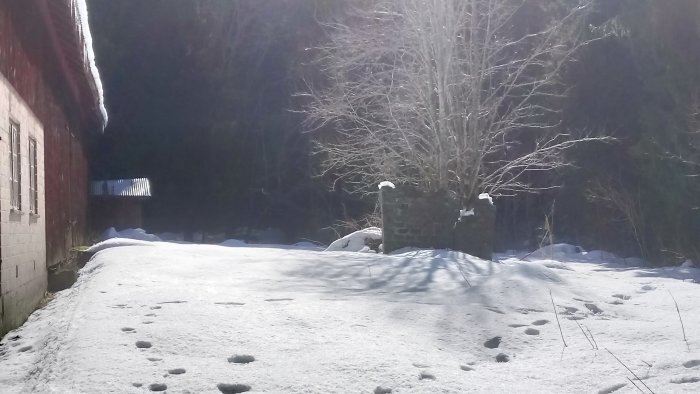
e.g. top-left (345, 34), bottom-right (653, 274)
top-left (91, 178), bottom-right (151, 198)
top-left (38, 0), bottom-right (107, 129)
top-left (75, 0), bottom-right (107, 127)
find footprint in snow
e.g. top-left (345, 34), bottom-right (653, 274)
top-left (670, 377), bottom-right (700, 384)
top-left (483, 336), bottom-right (502, 349)
top-left (147, 357), bottom-right (162, 362)
top-left (18, 346), bottom-right (32, 352)
top-left (516, 308), bottom-right (543, 315)
top-left (142, 321), bottom-right (154, 325)
top-left (215, 302), bottom-right (246, 306)
top-left (374, 386), bottom-right (393, 394)
top-left (561, 306), bottom-right (578, 315)
top-left (418, 371), bottom-right (436, 380)
top-left (543, 263), bottom-right (573, 271)
top-left (264, 298), bottom-right (294, 302)
top-left (136, 341), bottom-right (152, 349)
top-left (168, 368), bottom-right (186, 375)
top-left (149, 383), bottom-right (167, 391)
top-left (132, 383), bottom-right (143, 388)
top-left (217, 383), bottom-right (251, 393)
top-left (228, 354), bottom-right (255, 364)
top-left (121, 327), bottom-right (136, 333)
top-left (412, 362), bottom-right (430, 368)
top-left (485, 307), bottom-right (505, 314)
top-left (641, 285), bottom-right (656, 291)
top-left (524, 328), bottom-right (540, 336)
top-left (145, 313), bottom-right (157, 317)
top-left (508, 324), bottom-right (527, 328)
top-left (597, 383), bottom-right (626, 394)
top-left (684, 360), bottom-right (700, 368)
top-left (584, 303), bottom-right (603, 315)
top-left (157, 300), bottom-right (187, 304)
top-left (150, 306), bottom-right (162, 310)
top-left (460, 365), bottom-right (475, 371)
top-left (612, 294), bottom-right (631, 300)
top-left (531, 320), bottom-right (550, 326)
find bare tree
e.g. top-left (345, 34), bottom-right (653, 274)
top-left (304, 0), bottom-right (608, 203)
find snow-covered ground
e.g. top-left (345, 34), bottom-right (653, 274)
top-left (1, 241), bottom-right (699, 393)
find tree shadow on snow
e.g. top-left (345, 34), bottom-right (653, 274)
top-left (281, 250), bottom-right (500, 298)
top-left (630, 266), bottom-right (700, 283)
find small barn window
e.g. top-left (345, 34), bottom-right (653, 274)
top-left (9, 120), bottom-right (21, 210)
top-left (29, 137), bottom-right (38, 214)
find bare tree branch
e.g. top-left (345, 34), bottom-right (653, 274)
top-left (303, 0), bottom-right (609, 202)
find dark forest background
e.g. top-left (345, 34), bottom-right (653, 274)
top-left (87, 0), bottom-right (700, 264)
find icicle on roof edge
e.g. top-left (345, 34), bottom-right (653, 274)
top-left (75, 0), bottom-right (108, 129)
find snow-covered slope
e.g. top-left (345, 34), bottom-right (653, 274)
top-left (1, 242), bottom-right (699, 393)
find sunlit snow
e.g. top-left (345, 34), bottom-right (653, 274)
top-left (1, 241), bottom-right (699, 393)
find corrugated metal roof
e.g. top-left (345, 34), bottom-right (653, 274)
top-left (91, 178), bottom-right (151, 197)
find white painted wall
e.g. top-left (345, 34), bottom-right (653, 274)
top-left (0, 74), bottom-right (47, 336)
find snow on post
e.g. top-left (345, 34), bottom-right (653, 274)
top-left (460, 208), bottom-right (475, 217)
top-left (378, 181), bottom-right (395, 189)
top-left (478, 193), bottom-right (493, 205)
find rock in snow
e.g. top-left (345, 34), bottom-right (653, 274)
top-left (325, 227), bottom-right (383, 252)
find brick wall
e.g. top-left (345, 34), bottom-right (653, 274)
top-left (1, 2), bottom-right (93, 270)
top-left (379, 186), bottom-right (495, 259)
top-left (0, 75), bottom-right (47, 336)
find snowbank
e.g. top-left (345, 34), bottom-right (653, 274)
top-left (86, 238), bottom-right (158, 254)
top-left (114, 228), bottom-right (160, 242)
top-left (681, 259), bottom-right (695, 268)
top-left (156, 232), bottom-right (184, 242)
top-left (100, 227), bottom-right (161, 242)
top-left (325, 227), bottom-right (382, 252)
top-left (291, 241), bottom-right (324, 251)
top-left (525, 243), bottom-right (584, 260)
top-left (219, 239), bottom-right (247, 247)
top-left (523, 243), bottom-right (650, 267)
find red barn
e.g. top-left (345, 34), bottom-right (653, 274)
top-left (0, 0), bottom-right (106, 335)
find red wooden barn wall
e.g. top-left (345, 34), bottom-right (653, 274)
top-left (0, 2), bottom-right (94, 267)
